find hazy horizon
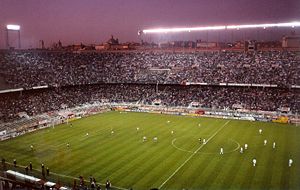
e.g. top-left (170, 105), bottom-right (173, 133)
top-left (1, 0), bottom-right (299, 49)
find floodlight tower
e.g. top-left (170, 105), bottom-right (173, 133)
top-left (138, 30), bottom-right (144, 44)
top-left (6, 24), bottom-right (21, 49)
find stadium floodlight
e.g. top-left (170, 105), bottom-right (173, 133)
top-left (143, 26), bottom-right (226, 34)
top-left (142, 21), bottom-right (300, 34)
top-left (6, 24), bottom-right (20, 31)
top-left (227, 22), bottom-right (300, 29)
top-left (5, 24), bottom-right (21, 49)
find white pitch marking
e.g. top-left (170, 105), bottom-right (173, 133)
top-left (159, 121), bottom-right (230, 189)
top-left (171, 139), bottom-right (194, 153)
top-left (171, 138), bottom-right (240, 155)
top-left (227, 139), bottom-right (240, 153)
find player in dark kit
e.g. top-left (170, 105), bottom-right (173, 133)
top-left (41, 164), bottom-right (45, 178)
top-left (105, 180), bottom-right (111, 190)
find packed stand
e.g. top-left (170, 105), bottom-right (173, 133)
top-left (0, 84), bottom-right (154, 122)
top-left (0, 50), bottom-right (299, 88)
top-left (0, 84), bottom-right (298, 122)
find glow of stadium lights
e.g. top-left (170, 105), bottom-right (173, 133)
top-left (143, 26), bottom-right (226, 34)
top-left (226, 22), bottom-right (300, 29)
top-left (6, 24), bottom-right (20, 30)
top-left (142, 21), bottom-right (300, 34)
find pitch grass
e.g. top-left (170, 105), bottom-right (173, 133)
top-left (1, 111), bottom-right (299, 190)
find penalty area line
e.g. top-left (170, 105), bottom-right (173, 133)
top-left (158, 120), bottom-right (230, 189)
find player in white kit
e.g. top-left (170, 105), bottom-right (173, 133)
top-left (264, 139), bottom-right (267, 145)
top-left (220, 147), bottom-right (224, 154)
top-left (289, 159), bottom-right (293, 167)
top-left (143, 136), bottom-right (147, 142)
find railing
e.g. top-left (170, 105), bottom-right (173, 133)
top-left (0, 162), bottom-right (124, 190)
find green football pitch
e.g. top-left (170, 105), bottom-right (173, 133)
top-left (1, 111), bottom-right (299, 190)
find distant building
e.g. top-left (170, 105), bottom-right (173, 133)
top-left (95, 45), bottom-right (105, 50)
top-left (95, 36), bottom-right (137, 50)
top-left (256, 41), bottom-right (281, 49)
top-left (158, 41), bottom-right (196, 48)
top-left (107, 35), bottom-right (119, 45)
top-left (282, 36), bottom-right (300, 48)
top-left (196, 42), bottom-right (217, 48)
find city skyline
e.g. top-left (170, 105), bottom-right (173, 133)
top-left (0, 0), bottom-right (300, 48)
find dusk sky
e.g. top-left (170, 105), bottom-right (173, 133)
top-left (0, 0), bottom-right (299, 48)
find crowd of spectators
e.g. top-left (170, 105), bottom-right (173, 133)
top-left (0, 84), bottom-right (154, 122)
top-left (148, 85), bottom-right (299, 112)
top-left (0, 84), bottom-right (298, 122)
top-left (0, 50), bottom-right (299, 88)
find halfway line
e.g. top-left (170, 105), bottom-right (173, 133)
top-left (158, 120), bottom-right (230, 189)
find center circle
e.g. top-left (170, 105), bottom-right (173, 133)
top-left (171, 137), bottom-right (240, 155)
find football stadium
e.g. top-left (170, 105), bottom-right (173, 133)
top-left (0, 1), bottom-right (300, 190)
